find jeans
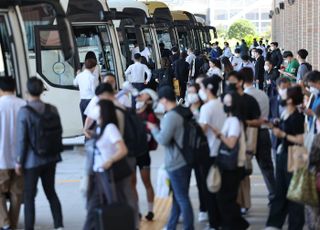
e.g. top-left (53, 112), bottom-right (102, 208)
top-left (217, 168), bottom-right (249, 230)
top-left (80, 99), bottom-right (91, 126)
top-left (266, 152), bottom-right (305, 229)
top-left (24, 163), bottom-right (63, 230)
top-left (256, 129), bottom-right (276, 201)
top-left (167, 165), bottom-right (194, 230)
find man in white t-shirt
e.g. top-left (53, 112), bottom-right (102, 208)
top-left (0, 77), bottom-right (26, 230)
top-left (131, 41), bottom-right (140, 62)
top-left (198, 77), bottom-right (226, 228)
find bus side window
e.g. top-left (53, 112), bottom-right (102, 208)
top-left (0, 16), bottom-right (14, 78)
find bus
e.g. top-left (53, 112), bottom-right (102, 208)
top-left (0, 0), bottom-right (74, 134)
top-left (195, 15), bottom-right (217, 48)
top-left (107, 0), bottom-right (161, 70)
top-left (21, 0), bottom-right (124, 143)
top-left (143, 1), bottom-right (179, 50)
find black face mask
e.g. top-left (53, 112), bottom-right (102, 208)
top-left (224, 105), bottom-right (232, 114)
top-left (225, 83), bottom-right (237, 93)
top-left (280, 99), bottom-right (287, 107)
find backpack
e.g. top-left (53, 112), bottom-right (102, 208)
top-left (173, 106), bottom-right (210, 165)
top-left (26, 104), bottom-right (63, 156)
top-left (301, 62), bottom-right (312, 71)
top-left (116, 107), bottom-right (149, 158)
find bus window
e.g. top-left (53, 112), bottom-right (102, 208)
top-left (142, 28), bottom-right (156, 66)
top-left (157, 29), bottom-right (172, 49)
top-left (21, 4), bottom-right (76, 88)
top-left (0, 16), bottom-right (14, 78)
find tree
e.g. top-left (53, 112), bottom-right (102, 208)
top-left (227, 19), bottom-right (256, 40)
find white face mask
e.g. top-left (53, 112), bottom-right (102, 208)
top-left (154, 102), bottom-right (166, 114)
top-left (278, 88), bottom-right (287, 100)
top-left (198, 89), bottom-right (208, 101)
top-left (187, 93), bottom-right (199, 105)
top-left (310, 86), bottom-right (320, 95)
top-left (284, 59), bottom-right (289, 64)
top-left (235, 53), bottom-right (240, 58)
top-left (264, 65), bottom-right (270, 72)
top-left (135, 101), bottom-right (145, 110)
top-left (270, 46), bottom-right (275, 51)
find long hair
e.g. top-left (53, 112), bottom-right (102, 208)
top-left (221, 57), bottom-right (234, 74)
top-left (223, 92), bottom-right (241, 120)
top-left (98, 100), bottom-right (118, 138)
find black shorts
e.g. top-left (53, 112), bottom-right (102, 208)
top-left (136, 153), bottom-right (151, 170)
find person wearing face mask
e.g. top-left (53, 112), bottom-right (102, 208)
top-left (207, 59), bottom-right (223, 79)
top-left (133, 89), bottom-right (159, 221)
top-left (198, 77), bottom-right (227, 228)
top-left (147, 86), bottom-right (194, 230)
top-left (240, 55), bottom-right (255, 76)
top-left (253, 48), bottom-right (265, 90)
top-left (306, 104), bottom-right (320, 230)
top-left (266, 86), bottom-right (305, 230)
top-left (220, 42), bottom-right (232, 59)
top-left (269, 42), bottom-right (283, 74)
top-left (208, 92), bottom-right (250, 230)
top-left (279, 51), bottom-right (300, 82)
top-left (230, 48), bottom-right (243, 71)
top-left (225, 71), bottom-right (263, 216)
top-left (264, 60), bottom-right (279, 97)
top-left (103, 73), bottom-right (117, 91)
top-left (186, 83), bottom-right (202, 120)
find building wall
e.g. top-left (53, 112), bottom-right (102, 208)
top-left (272, 0), bottom-right (320, 69)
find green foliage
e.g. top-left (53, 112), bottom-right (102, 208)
top-left (227, 19), bottom-right (256, 40)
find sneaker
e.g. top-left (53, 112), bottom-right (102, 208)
top-left (178, 215), bottom-right (183, 223)
top-left (145, 212), bottom-right (154, 221)
top-left (178, 98), bottom-right (184, 105)
top-left (198, 212), bottom-right (208, 222)
top-left (241, 208), bottom-right (248, 216)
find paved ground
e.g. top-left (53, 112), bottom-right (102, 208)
top-left (15, 146), bottom-right (302, 230)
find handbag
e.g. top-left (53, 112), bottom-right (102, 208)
top-left (206, 165), bottom-right (221, 193)
top-left (217, 141), bottom-right (239, 171)
top-left (173, 79), bottom-right (180, 96)
top-left (287, 145), bottom-right (309, 172)
top-left (287, 167), bottom-right (319, 207)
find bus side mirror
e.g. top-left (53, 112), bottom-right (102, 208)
top-left (56, 17), bottom-right (74, 61)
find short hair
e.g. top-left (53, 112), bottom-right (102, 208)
top-left (95, 83), bottom-right (114, 96)
top-left (306, 71), bottom-right (320, 83)
top-left (240, 67), bottom-right (254, 83)
top-left (159, 42), bottom-right (165, 48)
top-left (202, 76), bottom-right (221, 96)
top-left (171, 47), bottom-right (179, 53)
top-left (276, 77), bottom-right (291, 86)
top-left (105, 72), bottom-right (116, 79)
top-left (0, 77), bottom-right (16, 92)
top-left (241, 54), bottom-right (250, 61)
top-left (85, 51), bottom-right (97, 61)
top-left (134, 53), bottom-right (141, 60)
top-left (215, 41), bottom-right (219, 45)
top-left (287, 86), bottom-right (304, 105)
top-left (270, 42), bottom-right (279, 47)
top-left (255, 48), bottom-right (263, 55)
top-left (209, 58), bottom-right (221, 69)
top-left (283, 51), bottom-right (294, 58)
top-left (297, 49), bottom-right (309, 59)
top-left (194, 49), bottom-right (200, 56)
top-left (227, 71), bottom-right (243, 81)
top-left (27, 77), bottom-right (44, 96)
top-left (235, 48), bottom-right (241, 54)
top-left (224, 42), bottom-right (229, 46)
top-left (85, 58), bottom-right (97, 69)
top-left (158, 86), bottom-right (176, 102)
top-left (188, 48), bottom-right (194, 52)
top-left (180, 51), bottom-right (188, 59)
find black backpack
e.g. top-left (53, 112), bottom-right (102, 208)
top-left (173, 106), bottom-right (210, 165)
top-left (116, 107), bottom-right (148, 158)
top-left (301, 62), bottom-right (312, 71)
top-left (26, 104), bottom-right (63, 156)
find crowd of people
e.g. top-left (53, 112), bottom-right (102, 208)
top-left (0, 37), bottom-right (320, 230)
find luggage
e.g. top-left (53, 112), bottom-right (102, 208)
top-left (95, 171), bottom-right (135, 230)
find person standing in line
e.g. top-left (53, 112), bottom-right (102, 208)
top-left (220, 42), bottom-right (232, 59)
top-left (186, 48), bottom-right (196, 65)
top-left (170, 47), bottom-right (180, 64)
top-left (253, 48), bottom-right (265, 90)
top-left (279, 51), bottom-right (300, 82)
top-left (74, 58), bottom-right (98, 125)
top-left (15, 78), bottom-right (64, 230)
top-left (240, 39), bottom-right (249, 57)
top-left (207, 59), bottom-right (223, 79)
top-left (241, 68), bottom-right (276, 203)
top-left (172, 51), bottom-right (190, 100)
top-left (125, 53), bottom-right (152, 92)
top-left (198, 77), bottom-right (227, 229)
top-left (296, 49), bottom-right (312, 83)
top-left (265, 86), bottom-right (305, 230)
top-left (209, 92), bottom-right (250, 230)
top-left (186, 83), bottom-right (202, 120)
top-left (269, 42), bottom-right (283, 74)
top-left (83, 100), bottom-right (129, 230)
top-left (264, 60), bottom-right (279, 97)
top-left (0, 77), bottom-right (26, 230)
top-left (147, 86), bottom-right (194, 230)
top-left (230, 48), bottom-right (243, 71)
top-left (240, 55), bottom-right (255, 75)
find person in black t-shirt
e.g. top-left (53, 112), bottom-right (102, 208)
top-left (266, 86), bottom-right (305, 230)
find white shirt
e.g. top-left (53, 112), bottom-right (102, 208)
top-left (140, 47), bottom-right (152, 60)
top-left (221, 47), bottom-right (232, 58)
top-left (207, 67), bottom-right (223, 78)
top-left (230, 56), bottom-right (243, 71)
top-left (125, 62), bottom-right (152, 83)
top-left (244, 86), bottom-right (269, 128)
top-left (131, 46), bottom-right (140, 61)
top-left (241, 61), bottom-right (255, 75)
top-left (0, 95), bottom-right (26, 169)
top-left (221, 116), bottom-right (241, 138)
top-left (94, 124), bottom-right (122, 172)
top-left (199, 99), bottom-right (227, 157)
top-left (73, 69), bottom-right (97, 99)
top-left (186, 53), bottom-right (196, 65)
